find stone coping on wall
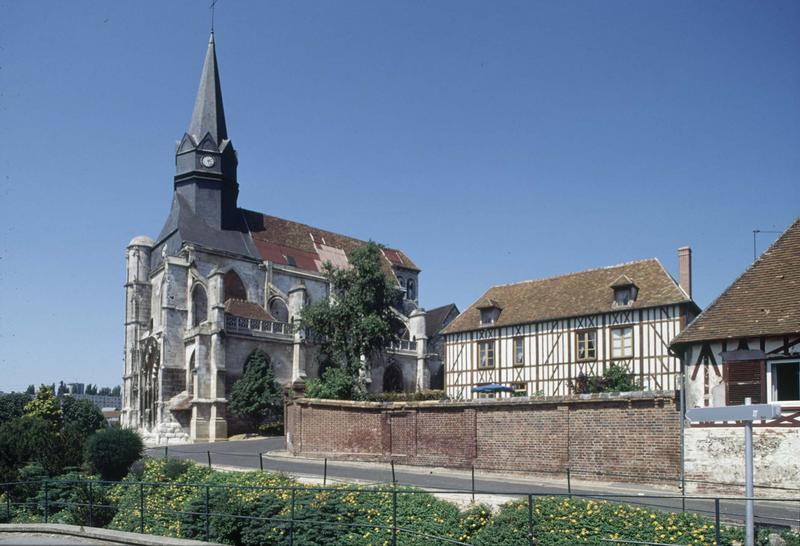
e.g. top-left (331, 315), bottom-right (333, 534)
top-left (292, 390), bottom-right (677, 410)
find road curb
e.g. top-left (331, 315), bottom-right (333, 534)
top-left (0, 523), bottom-right (224, 546)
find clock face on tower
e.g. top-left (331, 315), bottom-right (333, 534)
top-left (201, 155), bottom-right (216, 168)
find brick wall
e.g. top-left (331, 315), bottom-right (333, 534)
top-left (286, 392), bottom-right (680, 483)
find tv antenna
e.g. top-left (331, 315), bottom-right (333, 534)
top-left (752, 229), bottom-right (781, 261)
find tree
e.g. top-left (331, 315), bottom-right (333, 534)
top-left (57, 381), bottom-right (67, 396)
top-left (98, 387), bottom-right (112, 396)
top-left (228, 351), bottom-right (283, 431)
top-left (111, 385), bottom-right (121, 397)
top-left (85, 428), bottom-right (143, 481)
top-left (85, 384), bottom-right (97, 395)
top-left (24, 385), bottom-right (62, 429)
top-left (61, 396), bottom-right (106, 436)
top-left (26, 385), bottom-right (35, 395)
top-left (0, 393), bottom-right (32, 424)
top-left (300, 241), bottom-right (402, 399)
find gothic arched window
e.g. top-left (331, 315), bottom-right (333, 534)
top-left (191, 284), bottom-right (208, 327)
top-left (187, 352), bottom-right (196, 397)
top-left (269, 298), bottom-right (289, 322)
top-left (383, 363), bottom-right (404, 393)
top-left (223, 270), bottom-right (247, 302)
top-left (406, 279), bottom-right (416, 300)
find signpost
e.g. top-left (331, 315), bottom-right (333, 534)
top-left (686, 398), bottom-right (781, 546)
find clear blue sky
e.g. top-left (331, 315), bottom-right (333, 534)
top-left (1, 1), bottom-right (798, 392)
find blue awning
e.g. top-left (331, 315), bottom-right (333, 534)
top-left (471, 383), bottom-right (515, 393)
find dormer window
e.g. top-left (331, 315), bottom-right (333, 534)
top-left (477, 299), bottom-right (502, 326)
top-left (610, 275), bottom-right (638, 308)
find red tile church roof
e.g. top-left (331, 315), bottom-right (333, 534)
top-left (242, 210), bottom-right (419, 275)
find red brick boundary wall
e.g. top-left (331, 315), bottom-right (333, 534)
top-left (286, 392), bottom-right (680, 483)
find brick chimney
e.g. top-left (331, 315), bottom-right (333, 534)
top-left (678, 246), bottom-right (692, 299)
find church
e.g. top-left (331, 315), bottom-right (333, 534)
top-left (121, 34), bottom-right (454, 444)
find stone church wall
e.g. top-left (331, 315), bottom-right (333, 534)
top-left (286, 392), bottom-right (680, 484)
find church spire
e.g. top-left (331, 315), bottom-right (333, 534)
top-left (188, 32), bottom-right (227, 144)
top-left (173, 32), bottom-right (239, 231)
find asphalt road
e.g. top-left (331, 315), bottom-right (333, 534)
top-left (148, 437), bottom-right (799, 530)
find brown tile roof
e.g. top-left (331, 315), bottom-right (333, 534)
top-left (241, 210), bottom-right (419, 276)
top-left (443, 259), bottom-right (694, 334)
top-left (224, 299), bottom-right (274, 321)
top-left (671, 218), bottom-right (800, 346)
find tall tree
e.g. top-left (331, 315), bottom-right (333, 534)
top-left (0, 393), bottom-right (32, 424)
top-left (228, 350), bottom-right (283, 431)
top-left (25, 385), bottom-right (35, 395)
top-left (23, 385), bottom-right (62, 429)
top-left (56, 381), bottom-right (67, 396)
top-left (301, 241), bottom-right (402, 399)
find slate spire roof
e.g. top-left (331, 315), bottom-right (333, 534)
top-left (188, 32), bottom-right (228, 144)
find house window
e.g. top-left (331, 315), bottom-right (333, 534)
top-left (406, 279), bottom-right (416, 300)
top-left (478, 341), bottom-right (495, 369)
top-left (513, 337), bottom-right (525, 366)
top-left (614, 287), bottom-right (632, 306)
top-left (611, 327), bottom-right (633, 358)
top-left (770, 361), bottom-right (800, 403)
top-left (511, 382), bottom-right (527, 397)
top-left (480, 308), bottom-right (499, 325)
top-left (576, 330), bottom-right (597, 361)
top-left (725, 360), bottom-right (765, 405)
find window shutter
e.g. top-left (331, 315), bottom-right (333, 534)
top-left (724, 360), bottom-right (766, 405)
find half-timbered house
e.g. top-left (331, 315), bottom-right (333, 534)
top-left (442, 251), bottom-right (699, 400)
top-left (671, 218), bottom-right (800, 491)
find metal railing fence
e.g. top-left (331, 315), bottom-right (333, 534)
top-left (1, 478), bottom-right (799, 546)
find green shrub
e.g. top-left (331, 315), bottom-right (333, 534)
top-left (33, 472), bottom-right (116, 527)
top-left (364, 390), bottom-right (448, 402)
top-left (305, 367), bottom-right (361, 400)
top-left (85, 428), bottom-right (143, 481)
top-left (571, 364), bottom-right (641, 394)
top-left (471, 496), bottom-right (744, 546)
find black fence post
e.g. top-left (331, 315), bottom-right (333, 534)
top-left (207, 451), bottom-right (212, 469)
top-left (391, 488), bottom-right (398, 546)
top-left (259, 452), bottom-right (264, 472)
top-left (566, 468), bottom-right (572, 499)
top-left (139, 482), bottom-right (144, 534)
top-left (527, 494), bottom-right (534, 546)
top-left (6, 486), bottom-right (10, 521)
top-left (88, 481), bottom-right (94, 527)
top-left (289, 487), bottom-right (296, 546)
top-left (471, 466), bottom-right (475, 503)
top-left (323, 458), bottom-right (328, 486)
top-left (204, 485), bottom-right (210, 542)
top-left (714, 498), bottom-right (721, 546)
top-left (391, 460), bottom-right (396, 485)
top-left (43, 480), bottom-right (48, 523)
top-left (164, 445), bottom-right (168, 461)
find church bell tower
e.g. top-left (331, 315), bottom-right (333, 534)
top-left (174, 32), bottom-right (239, 231)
